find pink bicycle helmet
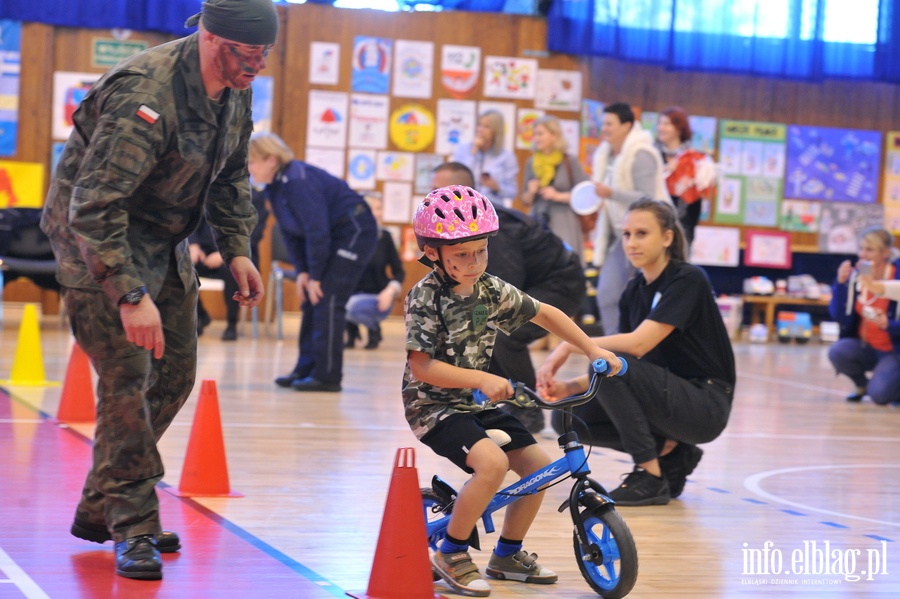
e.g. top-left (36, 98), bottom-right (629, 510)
top-left (413, 185), bottom-right (499, 249)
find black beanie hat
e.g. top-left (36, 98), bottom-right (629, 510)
top-left (185, 0), bottom-right (278, 46)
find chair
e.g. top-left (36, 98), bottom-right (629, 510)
top-left (264, 223), bottom-right (297, 340)
top-left (0, 209), bottom-right (62, 323)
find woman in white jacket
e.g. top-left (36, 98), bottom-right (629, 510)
top-left (591, 102), bottom-right (671, 334)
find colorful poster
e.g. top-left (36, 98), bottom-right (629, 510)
top-left (351, 36), bottom-right (392, 94)
top-left (535, 69), bottom-right (582, 112)
top-left (392, 40), bottom-right (433, 99)
top-left (581, 99), bottom-right (605, 140)
top-left (304, 147), bottom-right (345, 179)
top-left (440, 44), bottom-right (480, 99)
top-left (715, 120), bottom-right (786, 226)
top-left (309, 41), bottom-right (340, 85)
top-left (515, 108), bottom-right (545, 150)
top-left (817, 202), bottom-right (884, 253)
top-left (744, 230), bottom-right (792, 269)
top-left (389, 104), bottom-right (435, 152)
top-left (690, 225), bottom-right (740, 267)
top-left (0, 160), bottom-right (45, 208)
top-left (483, 56), bottom-right (537, 100)
top-left (780, 199), bottom-right (821, 233)
top-left (305, 90), bottom-right (348, 149)
top-left (348, 93), bottom-right (389, 149)
top-left (0, 20), bottom-right (22, 156)
top-left (476, 101), bottom-right (515, 153)
top-left (881, 131), bottom-right (900, 234)
top-left (251, 76), bottom-right (273, 133)
top-left (414, 153), bottom-right (445, 195)
top-left (435, 99), bottom-right (476, 156)
top-left (785, 125), bottom-right (881, 203)
top-left (52, 71), bottom-right (100, 141)
top-left (347, 149), bottom-right (377, 190)
top-left (376, 151), bottom-right (415, 182)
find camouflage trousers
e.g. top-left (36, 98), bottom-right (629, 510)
top-left (64, 260), bottom-right (198, 543)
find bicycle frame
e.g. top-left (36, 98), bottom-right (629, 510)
top-left (424, 429), bottom-right (614, 543)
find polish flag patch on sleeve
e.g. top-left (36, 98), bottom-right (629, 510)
top-left (136, 104), bottom-right (160, 124)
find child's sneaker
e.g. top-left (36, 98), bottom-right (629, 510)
top-left (486, 549), bottom-right (558, 584)
top-left (432, 550), bottom-right (491, 597)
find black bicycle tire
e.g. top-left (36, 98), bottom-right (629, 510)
top-left (572, 506), bottom-right (639, 598)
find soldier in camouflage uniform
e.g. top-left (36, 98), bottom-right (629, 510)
top-left (40, 0), bottom-right (276, 581)
top-left (404, 186), bottom-right (621, 597)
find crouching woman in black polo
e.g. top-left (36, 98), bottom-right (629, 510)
top-left (536, 198), bottom-right (735, 506)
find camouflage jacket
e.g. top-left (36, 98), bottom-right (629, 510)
top-left (40, 33), bottom-right (256, 304)
top-left (402, 271), bottom-right (539, 439)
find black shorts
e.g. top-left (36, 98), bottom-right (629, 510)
top-left (420, 408), bottom-right (537, 474)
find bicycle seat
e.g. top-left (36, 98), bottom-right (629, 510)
top-left (486, 429), bottom-right (511, 447)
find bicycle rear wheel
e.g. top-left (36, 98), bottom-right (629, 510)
top-left (573, 506), bottom-right (638, 598)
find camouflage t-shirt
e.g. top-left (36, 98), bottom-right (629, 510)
top-left (402, 271), bottom-right (540, 439)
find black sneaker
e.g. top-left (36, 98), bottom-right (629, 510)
top-left (608, 467), bottom-right (670, 506)
top-left (659, 444), bottom-right (703, 499)
top-left (846, 388), bottom-right (867, 402)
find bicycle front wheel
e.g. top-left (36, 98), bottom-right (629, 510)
top-left (573, 506), bottom-right (638, 598)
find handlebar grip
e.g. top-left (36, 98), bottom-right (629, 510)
top-left (473, 389), bottom-right (488, 405)
top-left (592, 357), bottom-right (628, 377)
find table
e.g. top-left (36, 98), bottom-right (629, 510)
top-left (741, 294), bottom-right (831, 337)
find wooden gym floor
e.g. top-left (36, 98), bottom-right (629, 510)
top-left (0, 303), bottom-right (897, 598)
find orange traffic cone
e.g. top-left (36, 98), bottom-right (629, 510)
top-left (56, 342), bottom-right (96, 423)
top-left (168, 379), bottom-right (242, 498)
top-left (347, 447), bottom-right (446, 599)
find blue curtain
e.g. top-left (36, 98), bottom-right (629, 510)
top-left (0, 0), bottom-right (200, 35)
top-left (548, 0), bottom-right (899, 83)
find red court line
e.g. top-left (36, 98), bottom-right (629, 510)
top-left (0, 389), bottom-right (343, 599)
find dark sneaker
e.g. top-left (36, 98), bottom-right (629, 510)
top-left (486, 549), bottom-right (557, 584)
top-left (846, 389), bottom-right (867, 402)
top-left (609, 467), bottom-right (670, 506)
top-left (659, 444), bottom-right (703, 499)
top-left (274, 367), bottom-right (310, 388)
top-left (432, 550), bottom-right (490, 597)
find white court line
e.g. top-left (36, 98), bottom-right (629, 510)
top-left (745, 464), bottom-right (900, 528)
top-left (0, 419), bottom-right (43, 424)
top-left (0, 546), bottom-right (50, 599)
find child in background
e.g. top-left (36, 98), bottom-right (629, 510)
top-left (402, 185), bottom-right (621, 597)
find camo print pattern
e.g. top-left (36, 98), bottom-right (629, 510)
top-left (402, 272), bottom-right (539, 439)
top-left (65, 261), bottom-right (198, 542)
top-left (41, 33), bottom-right (256, 306)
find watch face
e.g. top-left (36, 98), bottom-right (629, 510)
top-left (121, 287), bottom-right (146, 305)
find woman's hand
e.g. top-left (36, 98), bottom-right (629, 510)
top-left (836, 259), bottom-right (852, 285)
top-left (858, 274), bottom-right (886, 297)
top-left (296, 272), bottom-right (309, 306)
top-left (377, 286), bottom-right (396, 312)
top-left (536, 341), bottom-right (573, 389)
top-left (594, 182), bottom-right (612, 199)
top-left (540, 186), bottom-right (569, 203)
top-left (537, 379), bottom-right (573, 402)
top-left (307, 279), bottom-right (324, 305)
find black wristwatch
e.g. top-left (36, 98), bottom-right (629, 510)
top-left (119, 286), bottom-right (147, 306)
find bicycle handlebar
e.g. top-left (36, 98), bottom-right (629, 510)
top-left (473, 357), bottom-right (628, 410)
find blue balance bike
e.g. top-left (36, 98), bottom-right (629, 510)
top-left (422, 358), bottom-right (638, 598)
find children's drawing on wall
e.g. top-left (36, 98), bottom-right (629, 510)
top-left (785, 125), bottom-right (882, 203)
top-left (780, 199), bottom-right (821, 233)
top-left (440, 44), bottom-right (480, 99)
top-left (817, 201), bottom-right (885, 253)
top-left (309, 41), bottom-right (340, 85)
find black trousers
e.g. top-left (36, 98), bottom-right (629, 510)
top-left (552, 355), bottom-right (732, 464)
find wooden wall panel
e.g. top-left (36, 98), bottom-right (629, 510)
top-left (7, 7), bottom-right (900, 307)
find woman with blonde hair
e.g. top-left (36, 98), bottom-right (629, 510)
top-left (249, 132), bottom-right (378, 392)
top-left (521, 116), bottom-right (588, 261)
top-left (828, 227), bottom-right (900, 405)
top-left (451, 109), bottom-right (519, 203)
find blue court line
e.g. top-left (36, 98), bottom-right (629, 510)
top-left (820, 521), bottom-right (849, 529)
top-left (2, 387), bottom-right (348, 598)
top-left (864, 534), bottom-right (895, 543)
top-left (780, 509), bottom-right (808, 517)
